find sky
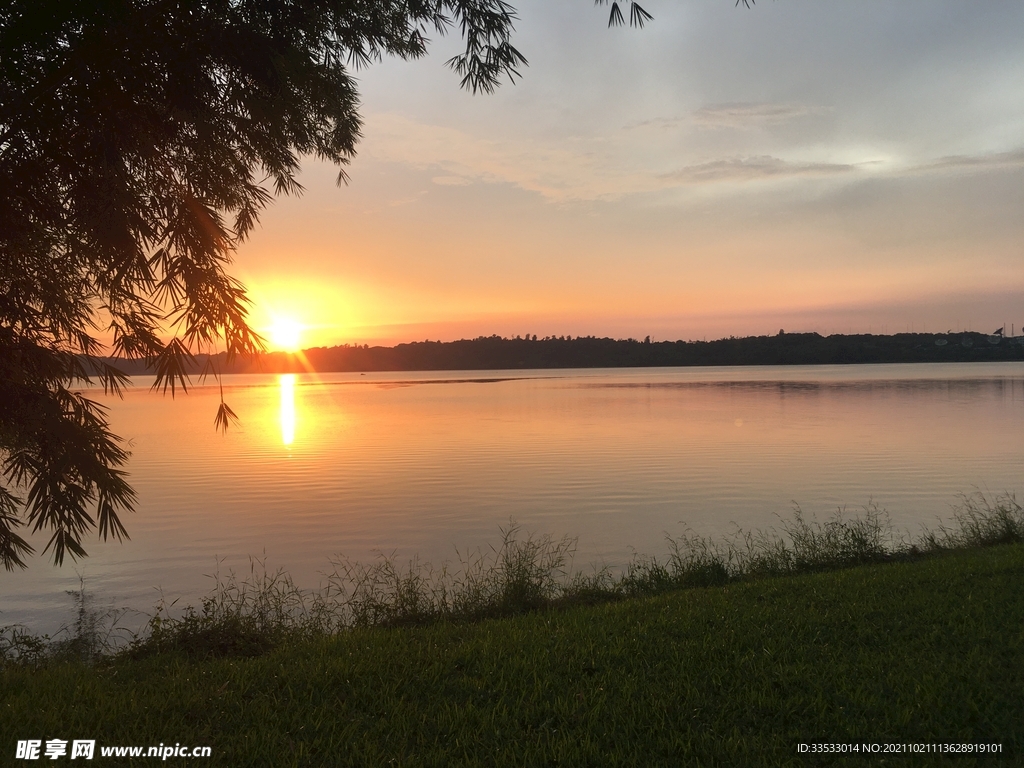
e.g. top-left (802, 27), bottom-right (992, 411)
top-left (237, 0), bottom-right (1024, 350)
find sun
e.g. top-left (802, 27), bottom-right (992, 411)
top-left (269, 318), bottom-right (303, 353)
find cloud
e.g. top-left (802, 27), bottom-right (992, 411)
top-left (914, 148), bottom-right (1024, 173)
top-left (360, 112), bottom-right (867, 203)
top-left (431, 175), bottom-right (473, 186)
top-left (363, 114), bottom-right (1017, 203)
top-left (360, 111), bottom-right (656, 202)
top-left (627, 103), bottom-right (826, 133)
top-left (661, 155), bottom-right (857, 184)
top-left (627, 116), bottom-right (687, 131)
top-left (691, 102), bottom-right (830, 129)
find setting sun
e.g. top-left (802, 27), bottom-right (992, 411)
top-left (269, 318), bottom-right (303, 352)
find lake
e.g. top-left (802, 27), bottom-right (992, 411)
top-left (2, 362), bottom-right (1023, 634)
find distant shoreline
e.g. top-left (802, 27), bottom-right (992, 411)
top-left (95, 330), bottom-right (1024, 375)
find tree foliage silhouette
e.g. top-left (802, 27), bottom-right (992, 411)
top-left (0, 0), bottom-right (659, 569)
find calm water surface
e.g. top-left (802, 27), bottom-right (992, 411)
top-left (3, 363), bottom-right (1023, 632)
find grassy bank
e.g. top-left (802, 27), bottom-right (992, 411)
top-left (3, 544), bottom-right (1022, 766)
top-left (3, 495), bottom-right (1023, 766)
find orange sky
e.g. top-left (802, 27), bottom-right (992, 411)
top-left (232, 1), bottom-right (1024, 351)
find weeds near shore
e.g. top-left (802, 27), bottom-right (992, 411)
top-left (3, 492), bottom-right (1021, 663)
top-left (328, 524), bottom-right (582, 628)
top-left (921, 491), bottom-right (1024, 550)
top-left (1, 577), bottom-right (136, 665)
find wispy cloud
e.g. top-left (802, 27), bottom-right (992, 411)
top-left (431, 175), bottom-right (473, 186)
top-left (661, 155), bottom-right (857, 184)
top-left (691, 102), bottom-right (830, 129)
top-left (360, 111), bottom-right (655, 202)
top-left (914, 148), bottom-right (1024, 173)
top-left (630, 103), bottom-right (829, 133)
top-left (360, 113), bottom-right (1021, 204)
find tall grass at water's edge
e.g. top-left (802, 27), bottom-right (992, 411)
top-left (3, 491), bottom-right (1022, 664)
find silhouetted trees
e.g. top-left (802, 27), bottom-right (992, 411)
top-left (0, 0), bottom-right (662, 569)
top-left (105, 332), bottom-right (1024, 376)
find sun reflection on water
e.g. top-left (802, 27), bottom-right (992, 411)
top-left (279, 374), bottom-right (296, 446)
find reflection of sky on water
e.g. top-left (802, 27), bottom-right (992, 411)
top-left (2, 363), bottom-right (1022, 635)
top-left (279, 374), bottom-right (296, 446)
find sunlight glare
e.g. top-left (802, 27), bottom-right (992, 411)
top-left (280, 374), bottom-right (296, 446)
top-left (271, 318), bottom-right (303, 352)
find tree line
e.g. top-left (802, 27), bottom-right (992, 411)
top-left (101, 331), bottom-right (1024, 375)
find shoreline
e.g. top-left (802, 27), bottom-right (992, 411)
top-left (86, 331), bottom-right (1024, 376)
top-left (4, 541), bottom-right (1021, 765)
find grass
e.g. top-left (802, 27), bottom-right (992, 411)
top-left (129, 491), bottom-right (1024, 650)
top-left (3, 493), bottom-right (1023, 765)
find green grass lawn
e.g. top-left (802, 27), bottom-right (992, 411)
top-left (4, 543), bottom-right (1023, 766)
